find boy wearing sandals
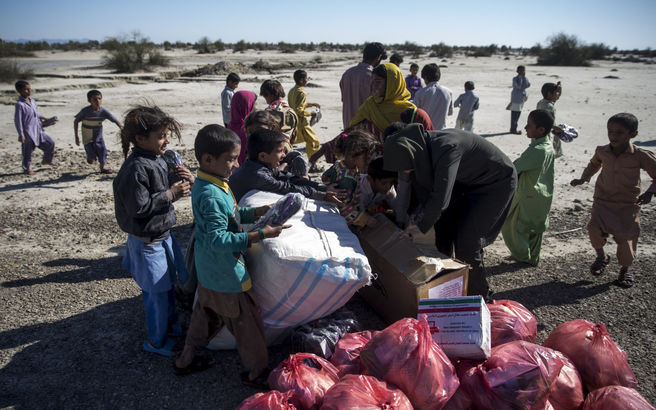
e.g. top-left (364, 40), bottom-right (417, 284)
top-left (571, 113), bottom-right (656, 287)
top-left (174, 125), bottom-right (289, 386)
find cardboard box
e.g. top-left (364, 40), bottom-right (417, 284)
top-left (357, 214), bottom-right (469, 324)
top-left (418, 296), bottom-right (491, 360)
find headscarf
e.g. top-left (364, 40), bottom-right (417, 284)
top-left (228, 90), bottom-right (257, 164)
top-left (401, 106), bottom-right (435, 131)
top-left (349, 63), bottom-right (415, 132)
top-left (383, 123), bottom-right (433, 191)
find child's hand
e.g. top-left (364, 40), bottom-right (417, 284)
top-left (170, 180), bottom-right (191, 200)
top-left (570, 178), bottom-right (584, 187)
top-left (327, 185), bottom-right (349, 201)
top-left (552, 126), bottom-right (563, 135)
top-left (75, 136), bottom-right (80, 146)
top-left (262, 224), bottom-right (291, 238)
top-left (636, 191), bottom-right (653, 205)
top-left (324, 191), bottom-right (343, 206)
top-left (176, 166), bottom-right (195, 184)
top-left (255, 204), bottom-right (272, 218)
top-left (18, 135), bottom-right (25, 144)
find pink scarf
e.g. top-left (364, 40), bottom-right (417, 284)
top-left (228, 90), bottom-right (257, 164)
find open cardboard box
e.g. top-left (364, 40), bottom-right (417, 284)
top-left (357, 214), bottom-right (469, 324)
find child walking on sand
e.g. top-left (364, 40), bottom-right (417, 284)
top-left (74, 89), bottom-right (122, 173)
top-left (288, 70), bottom-right (321, 169)
top-left (509, 65), bottom-right (530, 134)
top-left (537, 81), bottom-right (564, 157)
top-left (405, 63), bottom-right (422, 101)
top-left (454, 81), bottom-right (480, 132)
top-left (13, 80), bottom-right (58, 175)
top-left (221, 73), bottom-right (240, 127)
top-left (322, 130), bottom-right (378, 227)
top-left (113, 105), bottom-right (194, 356)
top-left (571, 113), bottom-right (656, 287)
top-left (174, 125), bottom-right (288, 387)
top-left (502, 109), bottom-right (555, 265)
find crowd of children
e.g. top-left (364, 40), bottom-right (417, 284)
top-left (12, 48), bottom-right (656, 388)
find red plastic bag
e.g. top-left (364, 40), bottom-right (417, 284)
top-left (460, 341), bottom-right (569, 409)
top-left (329, 330), bottom-right (377, 377)
top-left (267, 352), bottom-right (340, 410)
top-left (543, 319), bottom-right (638, 391)
top-left (546, 350), bottom-right (585, 410)
top-left (443, 360), bottom-right (481, 410)
top-left (359, 317), bottom-right (459, 410)
top-left (583, 386), bottom-right (655, 410)
top-left (237, 390), bottom-right (297, 410)
top-left (321, 374), bottom-right (413, 410)
top-left (487, 299), bottom-right (537, 347)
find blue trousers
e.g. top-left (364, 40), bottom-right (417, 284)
top-left (142, 288), bottom-right (177, 348)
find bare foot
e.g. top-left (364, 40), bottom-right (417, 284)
top-left (24, 169), bottom-right (35, 176)
top-left (41, 161), bottom-right (59, 167)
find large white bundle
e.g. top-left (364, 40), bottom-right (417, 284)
top-left (208, 190), bottom-right (372, 349)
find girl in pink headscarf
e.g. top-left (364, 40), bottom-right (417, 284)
top-left (227, 90), bottom-right (257, 164)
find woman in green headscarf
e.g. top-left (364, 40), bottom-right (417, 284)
top-left (383, 123), bottom-right (517, 299)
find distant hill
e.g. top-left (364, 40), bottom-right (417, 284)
top-left (8, 38), bottom-right (96, 44)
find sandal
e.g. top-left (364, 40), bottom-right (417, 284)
top-left (616, 269), bottom-right (634, 288)
top-left (143, 339), bottom-right (176, 357)
top-left (241, 369), bottom-right (271, 390)
top-left (590, 255), bottom-right (610, 276)
top-left (173, 353), bottom-right (215, 376)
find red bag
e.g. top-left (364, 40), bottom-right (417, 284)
top-left (237, 390), bottom-right (297, 410)
top-left (546, 350), bottom-right (585, 410)
top-left (460, 341), bottom-right (569, 409)
top-left (359, 317), bottom-right (459, 410)
top-left (329, 330), bottom-right (377, 377)
top-left (487, 299), bottom-right (537, 347)
top-left (267, 353), bottom-right (340, 410)
top-left (443, 360), bottom-right (481, 410)
top-left (543, 319), bottom-right (638, 391)
top-left (583, 386), bottom-right (655, 410)
top-left (321, 374), bottom-right (413, 410)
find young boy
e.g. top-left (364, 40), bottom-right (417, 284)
top-left (454, 81), bottom-right (480, 132)
top-left (571, 113), bottom-right (656, 287)
top-left (502, 109), bottom-right (555, 265)
top-left (221, 72), bottom-right (240, 127)
top-left (415, 63), bottom-right (453, 130)
top-left (228, 128), bottom-right (339, 204)
top-left (405, 63), bottom-right (423, 101)
top-left (174, 124), bottom-right (288, 385)
top-left (287, 70), bottom-right (321, 166)
top-left (509, 65), bottom-right (530, 135)
top-left (74, 89), bottom-right (122, 174)
top-left (537, 81), bottom-right (563, 158)
top-left (354, 156), bottom-right (398, 229)
top-left (13, 80), bottom-right (57, 175)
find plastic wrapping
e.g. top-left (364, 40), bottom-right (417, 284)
top-left (543, 319), bottom-right (638, 391)
top-left (250, 193), bottom-right (304, 232)
top-left (547, 350), bottom-right (585, 410)
top-left (236, 390), bottom-right (297, 410)
top-left (291, 310), bottom-right (360, 359)
top-left (329, 330), bottom-right (377, 377)
top-left (583, 386), bottom-right (655, 410)
top-left (487, 299), bottom-right (537, 347)
top-left (162, 149), bottom-right (185, 184)
top-left (267, 352), bottom-right (340, 410)
top-left (359, 316), bottom-right (459, 410)
top-left (321, 374), bottom-right (413, 410)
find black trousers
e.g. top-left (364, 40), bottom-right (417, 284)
top-left (510, 110), bottom-right (521, 132)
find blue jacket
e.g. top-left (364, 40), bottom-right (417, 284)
top-left (192, 170), bottom-right (256, 293)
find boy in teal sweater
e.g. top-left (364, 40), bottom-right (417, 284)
top-left (174, 124), bottom-right (289, 387)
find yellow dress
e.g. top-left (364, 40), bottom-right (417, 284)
top-left (288, 85), bottom-right (321, 159)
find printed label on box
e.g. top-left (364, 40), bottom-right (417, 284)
top-left (428, 275), bottom-right (464, 299)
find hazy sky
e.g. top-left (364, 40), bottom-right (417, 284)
top-left (2, 0), bottom-right (655, 49)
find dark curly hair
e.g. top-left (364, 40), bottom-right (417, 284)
top-left (120, 104), bottom-right (181, 158)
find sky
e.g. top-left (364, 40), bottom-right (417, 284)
top-left (1, 0), bottom-right (655, 50)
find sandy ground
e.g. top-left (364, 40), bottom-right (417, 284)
top-left (0, 49), bottom-right (655, 408)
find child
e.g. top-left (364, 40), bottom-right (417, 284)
top-left (260, 79), bottom-right (298, 145)
top-left (226, 90), bottom-right (257, 164)
top-left (288, 70), bottom-right (321, 168)
top-left (221, 72), bottom-right (240, 127)
top-left (356, 156), bottom-right (398, 229)
top-left (74, 89), bottom-right (122, 173)
top-left (571, 113), bottom-right (656, 288)
top-left (405, 63), bottom-right (423, 101)
top-left (322, 130), bottom-right (378, 227)
top-left (537, 81), bottom-right (564, 158)
top-left (229, 128), bottom-right (340, 203)
top-left (509, 65), bottom-right (530, 134)
top-left (454, 81), bottom-right (480, 132)
top-left (13, 80), bottom-right (57, 175)
top-left (501, 109), bottom-right (555, 265)
top-left (113, 105), bottom-right (194, 356)
top-left (174, 124), bottom-right (288, 386)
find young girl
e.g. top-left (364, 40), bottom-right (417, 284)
top-left (227, 90), bottom-right (257, 165)
top-left (113, 105), bottom-right (194, 356)
top-left (501, 109), bottom-right (555, 266)
top-left (321, 130), bottom-right (378, 227)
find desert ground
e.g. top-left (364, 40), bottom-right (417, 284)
top-left (0, 48), bottom-right (655, 408)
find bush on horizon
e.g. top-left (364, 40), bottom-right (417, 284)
top-left (537, 33), bottom-right (612, 66)
top-left (0, 59), bottom-right (34, 83)
top-left (103, 33), bottom-right (169, 73)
